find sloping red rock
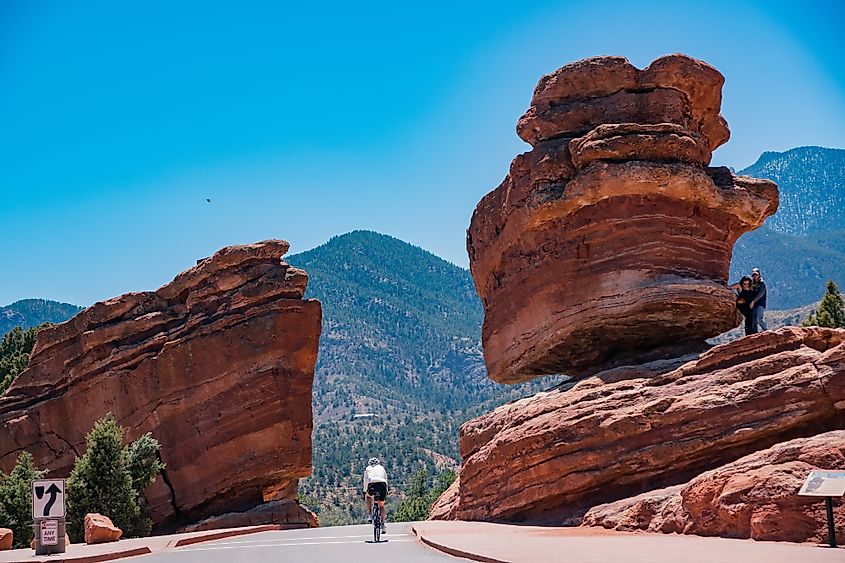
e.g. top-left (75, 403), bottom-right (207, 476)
top-left (467, 54), bottom-right (778, 383)
top-left (177, 499), bottom-right (318, 533)
top-left (0, 240), bottom-right (321, 531)
top-left (583, 431), bottom-right (845, 544)
top-left (0, 528), bottom-right (11, 551)
top-left (430, 328), bottom-right (845, 524)
top-left (84, 513), bottom-right (122, 544)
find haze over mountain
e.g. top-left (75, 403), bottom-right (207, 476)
top-left (730, 146), bottom-right (845, 309)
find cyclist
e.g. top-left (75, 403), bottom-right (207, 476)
top-left (363, 457), bottom-right (388, 532)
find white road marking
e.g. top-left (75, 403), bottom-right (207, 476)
top-left (177, 538), bottom-right (415, 551)
top-left (207, 533), bottom-right (411, 546)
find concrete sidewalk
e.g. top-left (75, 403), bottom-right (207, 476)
top-left (411, 521), bottom-right (845, 563)
top-left (0, 524), bottom-right (280, 563)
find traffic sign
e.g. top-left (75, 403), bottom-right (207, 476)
top-left (798, 471), bottom-right (845, 497)
top-left (40, 520), bottom-right (58, 546)
top-left (32, 479), bottom-right (66, 519)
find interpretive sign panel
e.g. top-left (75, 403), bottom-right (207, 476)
top-left (798, 470), bottom-right (845, 497)
top-left (32, 479), bottom-right (66, 518)
top-left (40, 520), bottom-right (58, 546)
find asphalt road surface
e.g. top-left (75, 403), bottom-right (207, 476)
top-left (136, 524), bottom-right (461, 563)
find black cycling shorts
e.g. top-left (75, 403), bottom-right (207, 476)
top-left (367, 482), bottom-right (388, 501)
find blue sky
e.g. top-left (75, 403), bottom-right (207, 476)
top-left (2, 0), bottom-right (844, 306)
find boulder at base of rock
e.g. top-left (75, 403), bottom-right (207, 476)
top-left (0, 528), bottom-right (12, 550)
top-left (177, 499), bottom-right (319, 532)
top-left (583, 430), bottom-right (845, 544)
top-left (84, 513), bottom-right (122, 544)
top-left (430, 327), bottom-right (845, 524)
top-left (467, 54), bottom-right (779, 383)
top-left (0, 240), bottom-right (322, 532)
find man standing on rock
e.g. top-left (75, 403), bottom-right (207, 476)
top-left (750, 268), bottom-right (768, 332)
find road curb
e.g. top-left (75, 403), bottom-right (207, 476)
top-left (0, 546), bottom-right (152, 563)
top-left (411, 524), bottom-right (509, 563)
top-left (171, 524), bottom-right (282, 547)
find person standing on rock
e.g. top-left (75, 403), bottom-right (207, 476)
top-left (749, 267), bottom-right (768, 332)
top-left (363, 457), bottom-right (388, 533)
top-left (729, 276), bottom-right (756, 335)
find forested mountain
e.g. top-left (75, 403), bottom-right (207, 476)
top-left (731, 147), bottom-right (845, 309)
top-left (0, 299), bottom-right (82, 338)
top-left (287, 231), bottom-right (561, 523)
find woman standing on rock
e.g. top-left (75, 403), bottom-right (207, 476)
top-left (730, 276), bottom-right (756, 335)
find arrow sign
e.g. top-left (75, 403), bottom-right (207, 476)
top-left (32, 479), bottom-right (66, 519)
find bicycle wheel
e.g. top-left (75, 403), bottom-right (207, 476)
top-left (373, 506), bottom-right (381, 543)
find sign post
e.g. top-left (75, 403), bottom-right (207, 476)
top-left (798, 470), bottom-right (845, 549)
top-left (32, 479), bottom-right (67, 555)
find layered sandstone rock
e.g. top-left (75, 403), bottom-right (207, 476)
top-left (178, 499), bottom-right (318, 533)
top-left (84, 513), bottom-right (122, 544)
top-left (0, 528), bottom-right (11, 551)
top-left (0, 241), bottom-right (321, 531)
top-left (430, 328), bottom-right (845, 524)
top-left (583, 431), bottom-right (845, 544)
top-left (467, 54), bottom-right (779, 383)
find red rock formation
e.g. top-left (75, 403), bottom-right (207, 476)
top-left (430, 328), bottom-right (845, 524)
top-left (177, 499), bottom-right (318, 533)
top-left (0, 528), bottom-right (11, 551)
top-left (0, 241), bottom-right (321, 531)
top-left (467, 54), bottom-right (779, 383)
top-left (583, 431), bottom-right (845, 544)
top-left (84, 513), bottom-right (122, 544)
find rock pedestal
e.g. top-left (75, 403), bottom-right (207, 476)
top-left (0, 240), bottom-right (321, 531)
top-left (467, 54), bottom-right (778, 383)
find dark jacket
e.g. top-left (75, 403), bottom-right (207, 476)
top-left (736, 288), bottom-right (756, 316)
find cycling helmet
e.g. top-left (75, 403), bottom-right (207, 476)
top-left (368, 457), bottom-right (380, 466)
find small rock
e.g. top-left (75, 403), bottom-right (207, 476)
top-left (84, 513), bottom-right (122, 544)
top-left (0, 528), bottom-right (12, 550)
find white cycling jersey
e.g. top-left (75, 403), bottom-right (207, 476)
top-left (363, 464), bottom-right (388, 488)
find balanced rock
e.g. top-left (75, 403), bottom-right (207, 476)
top-left (0, 528), bottom-right (11, 551)
top-left (84, 513), bottom-right (122, 544)
top-left (467, 54), bottom-right (779, 383)
top-left (430, 327), bottom-right (845, 524)
top-left (583, 430), bottom-right (845, 544)
top-left (0, 240), bottom-right (321, 531)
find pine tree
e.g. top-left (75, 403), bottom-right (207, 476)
top-left (0, 452), bottom-right (48, 548)
top-left (803, 280), bottom-right (845, 328)
top-left (66, 414), bottom-right (164, 540)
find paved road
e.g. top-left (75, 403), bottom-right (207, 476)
top-left (137, 524), bottom-right (461, 563)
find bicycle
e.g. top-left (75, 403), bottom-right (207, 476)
top-left (371, 500), bottom-right (382, 543)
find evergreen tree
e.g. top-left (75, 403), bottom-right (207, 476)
top-left (0, 324), bottom-right (49, 396)
top-left (393, 468), bottom-right (456, 522)
top-left (66, 414), bottom-right (164, 540)
top-left (803, 280), bottom-right (845, 328)
top-left (0, 452), bottom-right (48, 548)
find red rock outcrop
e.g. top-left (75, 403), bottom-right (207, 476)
top-left (430, 328), bottom-right (845, 524)
top-left (583, 431), bottom-right (845, 544)
top-left (0, 240), bottom-right (321, 532)
top-left (177, 499), bottom-right (318, 533)
top-left (0, 528), bottom-right (11, 550)
top-left (84, 513), bottom-right (122, 544)
top-left (467, 54), bottom-right (779, 383)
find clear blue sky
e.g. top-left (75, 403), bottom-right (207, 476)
top-left (2, 0), bottom-right (844, 306)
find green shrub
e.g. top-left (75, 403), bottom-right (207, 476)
top-left (0, 452), bottom-right (48, 548)
top-left (66, 414), bottom-right (164, 540)
top-left (804, 280), bottom-right (845, 328)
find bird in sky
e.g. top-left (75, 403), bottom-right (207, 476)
top-left (206, 198), bottom-right (212, 203)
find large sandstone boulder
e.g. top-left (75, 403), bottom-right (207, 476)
top-left (0, 240), bottom-right (321, 531)
top-left (430, 327), bottom-right (845, 524)
top-left (0, 528), bottom-right (11, 550)
top-left (84, 513), bottom-right (122, 544)
top-left (467, 54), bottom-right (779, 383)
top-left (583, 431), bottom-right (845, 544)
